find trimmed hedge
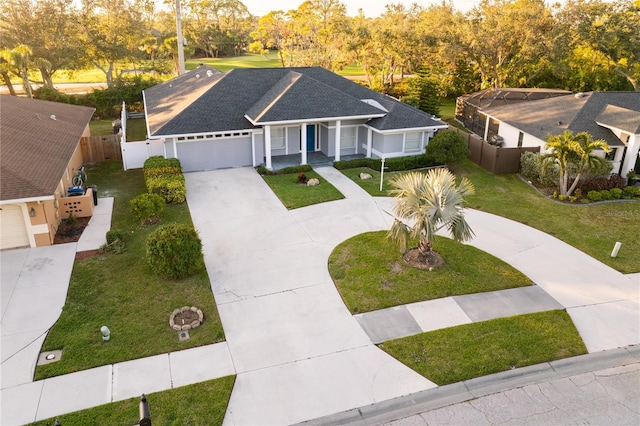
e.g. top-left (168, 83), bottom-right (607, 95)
top-left (334, 155), bottom-right (440, 172)
top-left (256, 164), bottom-right (313, 175)
top-left (143, 156), bottom-right (186, 204)
top-left (587, 186), bottom-right (640, 201)
top-left (146, 224), bottom-right (204, 279)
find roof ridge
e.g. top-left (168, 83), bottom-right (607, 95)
top-left (252, 71), bottom-right (302, 122)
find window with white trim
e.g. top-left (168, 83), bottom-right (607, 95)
top-left (271, 127), bottom-right (286, 150)
top-left (404, 132), bottom-right (421, 152)
top-left (340, 127), bottom-right (356, 149)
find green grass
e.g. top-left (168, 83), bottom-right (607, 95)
top-left (452, 160), bottom-right (640, 273)
top-left (340, 167), bottom-right (394, 195)
top-left (340, 161), bottom-right (640, 273)
top-left (90, 118), bottom-right (147, 140)
top-left (35, 161), bottom-right (224, 380)
top-left (438, 98), bottom-right (456, 120)
top-left (329, 232), bottom-right (532, 314)
top-left (381, 310), bottom-right (587, 385)
top-left (261, 171), bottom-right (345, 209)
top-left (29, 375), bottom-right (235, 426)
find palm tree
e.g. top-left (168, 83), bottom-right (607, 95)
top-left (387, 168), bottom-right (475, 265)
top-left (541, 130), bottom-right (610, 197)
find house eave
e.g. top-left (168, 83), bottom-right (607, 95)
top-left (0, 195), bottom-right (54, 205)
top-left (366, 124), bottom-right (449, 134)
top-left (244, 113), bottom-right (386, 127)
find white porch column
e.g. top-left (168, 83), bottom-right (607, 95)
top-left (335, 120), bottom-right (342, 162)
top-left (366, 128), bottom-right (373, 158)
top-left (621, 135), bottom-right (639, 176)
top-left (265, 125), bottom-right (272, 170)
top-left (301, 123), bottom-right (308, 165)
top-left (251, 132), bottom-right (256, 167)
top-left (483, 115), bottom-right (490, 141)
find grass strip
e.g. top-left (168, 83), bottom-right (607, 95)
top-left (29, 375), bottom-right (235, 426)
top-left (381, 310), bottom-right (587, 385)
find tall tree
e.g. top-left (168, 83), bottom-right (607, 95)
top-left (77, 0), bottom-right (146, 86)
top-left (458, 0), bottom-right (555, 88)
top-left (387, 169), bottom-right (475, 267)
top-left (0, 0), bottom-right (83, 89)
top-left (0, 45), bottom-right (33, 97)
top-left (251, 11), bottom-right (289, 67)
top-left (559, 0), bottom-right (640, 91)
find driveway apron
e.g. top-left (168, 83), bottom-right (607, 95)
top-left (185, 168), bottom-right (436, 425)
top-left (1, 243), bottom-right (77, 390)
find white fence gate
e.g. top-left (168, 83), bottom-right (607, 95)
top-left (121, 140), bottom-right (165, 170)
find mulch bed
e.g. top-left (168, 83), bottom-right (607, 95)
top-left (54, 217), bottom-right (91, 244)
top-left (403, 248), bottom-right (446, 270)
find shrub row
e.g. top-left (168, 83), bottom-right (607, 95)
top-left (130, 193), bottom-right (165, 223)
top-left (334, 154), bottom-right (440, 172)
top-left (256, 164), bottom-right (313, 175)
top-left (587, 186), bottom-right (640, 201)
top-left (143, 156), bottom-right (186, 204)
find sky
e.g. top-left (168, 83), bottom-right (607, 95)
top-left (241, 0), bottom-right (484, 17)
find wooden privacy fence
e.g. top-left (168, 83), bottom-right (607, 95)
top-left (81, 135), bottom-right (122, 163)
top-left (452, 128), bottom-right (539, 174)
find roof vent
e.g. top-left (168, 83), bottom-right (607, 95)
top-left (574, 92), bottom-right (586, 98)
top-left (196, 73), bottom-right (201, 78)
top-left (206, 70), bottom-right (214, 77)
top-left (50, 114), bottom-right (57, 120)
top-left (557, 121), bottom-right (563, 125)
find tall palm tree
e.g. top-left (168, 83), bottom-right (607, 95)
top-left (387, 168), bottom-right (475, 262)
top-left (541, 130), bottom-right (610, 197)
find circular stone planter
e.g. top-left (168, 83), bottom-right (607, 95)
top-left (169, 306), bottom-right (203, 331)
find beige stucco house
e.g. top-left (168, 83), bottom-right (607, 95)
top-left (0, 95), bottom-right (95, 249)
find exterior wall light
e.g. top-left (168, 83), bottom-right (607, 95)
top-left (29, 207), bottom-right (36, 217)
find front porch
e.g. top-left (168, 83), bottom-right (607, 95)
top-left (269, 152), bottom-right (366, 171)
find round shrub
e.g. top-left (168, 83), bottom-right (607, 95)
top-left (609, 188), bottom-right (623, 199)
top-left (425, 130), bottom-right (469, 165)
top-left (106, 229), bottom-right (126, 245)
top-left (102, 229), bottom-right (126, 254)
top-left (539, 163), bottom-right (560, 188)
top-left (146, 224), bottom-right (204, 279)
top-left (130, 193), bottom-right (165, 224)
top-left (587, 191), bottom-right (602, 201)
top-left (599, 189), bottom-right (612, 200)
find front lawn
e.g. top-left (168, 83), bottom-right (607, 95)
top-left (329, 232), bottom-right (532, 314)
top-left (340, 160), bottom-right (640, 273)
top-left (261, 170), bottom-right (344, 209)
top-left (35, 161), bottom-right (224, 380)
top-left (29, 375), bottom-right (235, 426)
top-left (381, 310), bottom-right (587, 385)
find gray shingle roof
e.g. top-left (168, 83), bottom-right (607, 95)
top-left (483, 92), bottom-right (640, 146)
top-left (143, 66), bottom-right (445, 136)
top-left (0, 96), bottom-right (95, 201)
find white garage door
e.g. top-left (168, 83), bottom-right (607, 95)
top-left (0, 204), bottom-right (29, 249)
top-left (177, 137), bottom-right (253, 172)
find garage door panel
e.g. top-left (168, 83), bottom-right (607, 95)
top-left (177, 137), bottom-right (252, 172)
top-left (0, 204), bottom-right (30, 250)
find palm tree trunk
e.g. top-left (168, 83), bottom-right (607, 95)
top-left (418, 237), bottom-right (432, 255)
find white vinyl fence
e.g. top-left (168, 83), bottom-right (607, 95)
top-left (120, 102), bottom-right (165, 170)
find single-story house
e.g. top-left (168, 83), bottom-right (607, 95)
top-left (455, 88), bottom-right (573, 136)
top-left (462, 91), bottom-right (640, 176)
top-left (0, 95), bottom-right (95, 250)
top-left (142, 66), bottom-right (448, 172)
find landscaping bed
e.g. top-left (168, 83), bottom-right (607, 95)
top-left (259, 169), bottom-right (344, 209)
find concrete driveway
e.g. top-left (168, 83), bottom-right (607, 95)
top-left (185, 168), bottom-right (436, 425)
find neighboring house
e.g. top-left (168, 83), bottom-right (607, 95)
top-left (459, 90), bottom-right (640, 176)
top-left (0, 96), bottom-right (95, 250)
top-left (142, 66), bottom-right (447, 172)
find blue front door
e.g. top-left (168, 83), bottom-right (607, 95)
top-left (306, 125), bottom-right (316, 151)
